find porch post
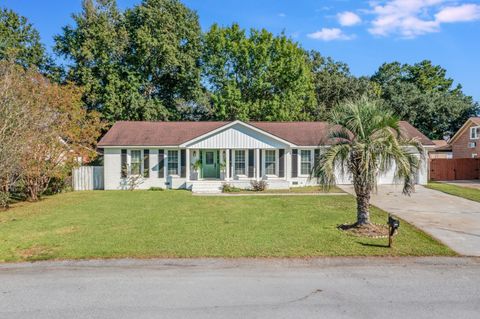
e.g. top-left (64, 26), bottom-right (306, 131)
top-left (225, 149), bottom-right (230, 180)
top-left (185, 148), bottom-right (190, 181)
top-left (255, 148), bottom-right (260, 180)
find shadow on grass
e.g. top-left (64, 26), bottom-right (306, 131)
top-left (357, 242), bottom-right (390, 248)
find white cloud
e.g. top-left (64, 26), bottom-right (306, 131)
top-left (436, 4), bottom-right (480, 23)
top-left (307, 28), bottom-right (354, 41)
top-left (278, 13), bottom-right (286, 18)
top-left (368, 0), bottom-right (443, 37)
top-left (338, 11), bottom-right (362, 26)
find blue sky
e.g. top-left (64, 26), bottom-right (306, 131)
top-left (4, 0), bottom-right (480, 101)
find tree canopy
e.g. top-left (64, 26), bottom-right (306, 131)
top-left (372, 61), bottom-right (478, 139)
top-left (0, 8), bottom-right (58, 77)
top-left (55, 0), bottom-right (203, 123)
top-left (202, 23), bottom-right (316, 121)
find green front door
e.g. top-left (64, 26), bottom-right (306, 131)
top-left (202, 150), bottom-right (218, 178)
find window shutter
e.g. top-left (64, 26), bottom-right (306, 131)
top-left (158, 149), bottom-right (164, 178)
top-left (121, 149), bottom-right (127, 178)
top-left (279, 149), bottom-right (285, 177)
top-left (248, 149), bottom-right (255, 178)
top-left (259, 150), bottom-right (263, 177)
top-left (143, 149), bottom-right (150, 178)
top-left (229, 149), bottom-right (232, 178)
top-left (314, 149), bottom-right (320, 176)
top-left (180, 149), bottom-right (186, 178)
top-left (292, 149), bottom-right (298, 177)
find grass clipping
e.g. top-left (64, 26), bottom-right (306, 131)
top-left (338, 223), bottom-right (389, 238)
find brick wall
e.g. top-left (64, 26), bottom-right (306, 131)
top-left (452, 122), bottom-right (480, 158)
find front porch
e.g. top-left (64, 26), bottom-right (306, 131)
top-left (185, 148), bottom-right (287, 182)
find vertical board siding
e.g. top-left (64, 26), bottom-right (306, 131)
top-left (72, 166), bottom-right (104, 190)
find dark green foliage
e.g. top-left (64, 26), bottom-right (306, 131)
top-left (372, 60), bottom-right (479, 139)
top-left (202, 23), bottom-right (316, 121)
top-left (0, 8), bottom-right (60, 80)
top-left (309, 51), bottom-right (379, 118)
top-left (55, 0), bottom-right (203, 122)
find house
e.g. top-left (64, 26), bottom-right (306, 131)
top-left (429, 140), bottom-right (452, 159)
top-left (448, 117), bottom-right (480, 158)
top-left (97, 120), bottom-right (434, 192)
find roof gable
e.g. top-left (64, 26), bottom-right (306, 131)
top-left (182, 121), bottom-right (292, 149)
top-left (449, 117), bottom-right (480, 144)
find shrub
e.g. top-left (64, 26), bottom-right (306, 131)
top-left (149, 187), bottom-right (164, 191)
top-left (222, 183), bottom-right (242, 193)
top-left (0, 191), bottom-right (10, 209)
top-left (250, 180), bottom-right (267, 191)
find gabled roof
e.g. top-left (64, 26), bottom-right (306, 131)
top-left (98, 120), bottom-right (434, 147)
top-left (449, 117), bottom-right (480, 144)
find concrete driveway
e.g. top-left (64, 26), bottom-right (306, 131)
top-left (1, 258), bottom-right (479, 319)
top-left (340, 185), bottom-right (480, 256)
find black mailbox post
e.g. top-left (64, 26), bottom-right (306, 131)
top-left (388, 214), bottom-right (400, 247)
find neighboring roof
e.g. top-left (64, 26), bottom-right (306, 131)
top-left (449, 117), bottom-right (480, 144)
top-left (98, 120), bottom-right (434, 147)
top-left (432, 140), bottom-right (452, 152)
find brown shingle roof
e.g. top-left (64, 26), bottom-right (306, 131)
top-left (98, 120), bottom-right (434, 147)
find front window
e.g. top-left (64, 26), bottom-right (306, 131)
top-left (265, 150), bottom-right (276, 175)
top-left (130, 150), bottom-right (142, 175)
top-left (470, 127), bottom-right (480, 139)
top-left (301, 150), bottom-right (312, 175)
top-left (167, 150), bottom-right (179, 175)
top-left (234, 150), bottom-right (246, 175)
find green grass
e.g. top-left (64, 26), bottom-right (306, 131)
top-left (0, 191), bottom-right (454, 262)
top-left (427, 182), bottom-right (480, 203)
top-left (224, 186), bottom-right (344, 194)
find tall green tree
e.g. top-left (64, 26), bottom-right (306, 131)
top-left (55, 0), bottom-right (202, 122)
top-left (309, 51), bottom-right (379, 119)
top-left (372, 60), bottom-right (478, 139)
top-left (0, 8), bottom-right (59, 78)
top-left (313, 97), bottom-right (422, 226)
top-left (202, 23), bottom-right (316, 121)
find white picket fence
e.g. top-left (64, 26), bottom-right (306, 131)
top-left (72, 166), bottom-right (104, 191)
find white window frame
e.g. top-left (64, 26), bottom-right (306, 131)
top-left (299, 149), bottom-right (314, 176)
top-left (128, 149), bottom-right (143, 177)
top-left (233, 149), bottom-right (247, 176)
top-left (166, 149), bottom-right (180, 176)
top-left (470, 126), bottom-right (480, 140)
top-left (472, 153), bottom-right (478, 159)
top-left (263, 149), bottom-right (278, 177)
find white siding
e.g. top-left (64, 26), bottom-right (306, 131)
top-left (103, 147), bottom-right (187, 190)
top-left (185, 123), bottom-right (289, 149)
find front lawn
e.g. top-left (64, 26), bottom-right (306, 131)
top-left (426, 182), bottom-right (480, 203)
top-left (0, 191), bottom-right (454, 262)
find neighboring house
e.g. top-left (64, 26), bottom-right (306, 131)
top-left (429, 140), bottom-right (452, 159)
top-left (97, 120), bottom-right (434, 192)
top-left (448, 117), bottom-right (480, 158)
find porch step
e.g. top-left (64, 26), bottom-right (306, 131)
top-left (190, 181), bottom-right (223, 194)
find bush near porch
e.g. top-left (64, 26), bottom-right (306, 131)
top-left (0, 191), bottom-right (454, 262)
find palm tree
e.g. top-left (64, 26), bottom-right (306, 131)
top-left (313, 97), bottom-right (423, 227)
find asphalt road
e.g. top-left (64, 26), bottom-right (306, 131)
top-left (1, 258), bottom-right (479, 319)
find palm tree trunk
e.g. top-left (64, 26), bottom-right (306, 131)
top-left (355, 191), bottom-right (371, 226)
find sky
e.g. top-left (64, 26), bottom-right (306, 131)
top-left (3, 0), bottom-right (480, 101)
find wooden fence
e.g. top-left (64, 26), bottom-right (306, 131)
top-left (72, 166), bottom-right (104, 190)
top-left (429, 158), bottom-right (480, 181)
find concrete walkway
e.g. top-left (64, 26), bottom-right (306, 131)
top-left (340, 185), bottom-right (480, 256)
top-left (1, 258), bottom-right (479, 319)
